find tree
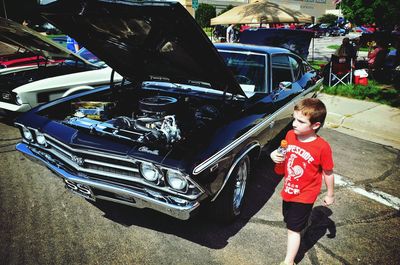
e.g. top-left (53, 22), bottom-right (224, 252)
top-left (218, 4), bottom-right (234, 16)
top-left (340, 0), bottom-right (400, 29)
top-left (195, 3), bottom-right (216, 28)
top-left (318, 14), bottom-right (337, 24)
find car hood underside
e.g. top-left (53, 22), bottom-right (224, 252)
top-left (39, 0), bottom-right (245, 97)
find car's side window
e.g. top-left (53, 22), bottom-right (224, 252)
top-left (271, 54), bottom-right (292, 90)
top-left (219, 51), bottom-right (266, 96)
top-left (289, 56), bottom-right (303, 82)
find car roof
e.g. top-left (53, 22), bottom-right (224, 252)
top-left (214, 43), bottom-right (291, 55)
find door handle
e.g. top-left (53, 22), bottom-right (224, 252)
top-left (269, 120), bottom-right (275, 128)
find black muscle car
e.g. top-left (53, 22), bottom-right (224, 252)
top-left (14, 0), bottom-right (322, 222)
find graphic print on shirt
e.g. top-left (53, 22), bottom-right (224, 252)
top-left (283, 145), bottom-right (315, 196)
top-left (287, 154), bottom-right (304, 180)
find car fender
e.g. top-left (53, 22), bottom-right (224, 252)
top-left (62, 85), bottom-right (94, 97)
top-left (211, 142), bottom-right (260, 202)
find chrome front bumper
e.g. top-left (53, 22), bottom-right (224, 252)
top-left (16, 142), bottom-right (199, 220)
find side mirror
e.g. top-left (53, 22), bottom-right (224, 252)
top-left (278, 81), bottom-right (292, 90)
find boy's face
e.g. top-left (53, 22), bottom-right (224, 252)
top-left (292, 110), bottom-right (321, 136)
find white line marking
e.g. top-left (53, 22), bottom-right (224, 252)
top-left (334, 174), bottom-right (400, 210)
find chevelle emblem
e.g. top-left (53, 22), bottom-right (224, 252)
top-left (71, 155), bottom-right (84, 166)
top-left (2, 92), bottom-right (11, 100)
top-left (138, 146), bottom-right (159, 155)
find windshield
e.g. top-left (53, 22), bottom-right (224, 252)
top-left (218, 51), bottom-right (266, 97)
top-left (63, 47), bottom-right (105, 68)
top-left (76, 48), bottom-right (105, 67)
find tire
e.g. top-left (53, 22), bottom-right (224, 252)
top-left (212, 155), bottom-right (250, 223)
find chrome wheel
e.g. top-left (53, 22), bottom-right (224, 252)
top-left (232, 158), bottom-right (248, 215)
top-left (213, 155), bottom-right (250, 223)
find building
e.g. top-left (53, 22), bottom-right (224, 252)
top-left (270, 0), bottom-right (337, 19)
top-left (180, 0), bottom-right (337, 20)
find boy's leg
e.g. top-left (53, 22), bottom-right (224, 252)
top-left (282, 201), bottom-right (313, 265)
top-left (284, 229), bottom-right (301, 265)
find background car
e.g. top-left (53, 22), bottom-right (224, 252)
top-left (15, 0), bottom-right (322, 223)
top-left (0, 17), bottom-right (122, 117)
top-left (305, 23), bottom-right (324, 38)
top-left (319, 23), bottom-right (341, 37)
top-left (0, 44), bottom-right (64, 69)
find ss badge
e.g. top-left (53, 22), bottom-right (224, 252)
top-left (64, 179), bottom-right (95, 201)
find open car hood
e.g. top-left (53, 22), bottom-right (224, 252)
top-left (0, 17), bottom-right (92, 65)
top-left (40, 0), bottom-right (245, 97)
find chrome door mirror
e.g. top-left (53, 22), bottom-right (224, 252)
top-left (278, 81), bottom-right (292, 90)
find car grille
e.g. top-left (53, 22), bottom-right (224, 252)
top-left (22, 130), bottom-right (203, 200)
top-left (43, 135), bottom-right (144, 184)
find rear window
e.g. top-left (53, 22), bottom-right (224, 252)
top-left (271, 54), bottom-right (292, 90)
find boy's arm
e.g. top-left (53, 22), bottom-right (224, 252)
top-left (323, 169), bottom-right (335, 206)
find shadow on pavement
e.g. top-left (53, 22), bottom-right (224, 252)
top-left (90, 155), bottom-right (282, 249)
top-left (0, 112), bottom-right (18, 126)
top-left (295, 206), bottom-right (336, 263)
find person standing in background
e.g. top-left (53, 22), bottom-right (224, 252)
top-left (226, 24), bottom-right (235, 43)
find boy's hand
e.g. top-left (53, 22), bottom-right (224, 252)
top-left (323, 195), bottom-right (335, 206)
top-left (270, 149), bottom-right (285, 164)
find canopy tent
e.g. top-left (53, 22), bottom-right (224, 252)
top-left (210, 0), bottom-right (313, 25)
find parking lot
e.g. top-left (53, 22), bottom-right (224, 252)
top-left (0, 110), bottom-right (399, 265)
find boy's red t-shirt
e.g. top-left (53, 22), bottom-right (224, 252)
top-left (276, 130), bottom-right (334, 203)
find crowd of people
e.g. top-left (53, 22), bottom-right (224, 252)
top-left (327, 33), bottom-right (400, 86)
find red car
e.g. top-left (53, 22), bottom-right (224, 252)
top-left (0, 48), bottom-right (63, 69)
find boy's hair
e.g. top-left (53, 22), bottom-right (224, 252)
top-left (294, 98), bottom-right (327, 125)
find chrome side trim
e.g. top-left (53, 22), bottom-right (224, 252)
top-left (211, 143), bottom-right (259, 202)
top-left (192, 85), bottom-right (317, 175)
top-left (16, 143), bottom-right (199, 220)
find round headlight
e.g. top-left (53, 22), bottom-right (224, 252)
top-left (22, 127), bottom-right (33, 141)
top-left (166, 170), bottom-right (187, 190)
top-left (36, 132), bottom-right (47, 146)
top-left (15, 94), bottom-right (23, 105)
top-left (139, 162), bottom-right (161, 182)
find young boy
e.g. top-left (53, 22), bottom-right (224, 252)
top-left (270, 98), bottom-right (335, 265)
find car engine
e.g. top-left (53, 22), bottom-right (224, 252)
top-left (64, 95), bottom-right (220, 148)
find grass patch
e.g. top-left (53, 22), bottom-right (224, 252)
top-left (327, 44), bottom-right (370, 52)
top-left (327, 45), bottom-right (340, 50)
top-left (309, 60), bottom-right (328, 70)
top-left (322, 80), bottom-right (399, 107)
top-left (326, 44), bottom-right (395, 52)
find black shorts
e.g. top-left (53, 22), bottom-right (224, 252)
top-left (282, 201), bottom-right (313, 232)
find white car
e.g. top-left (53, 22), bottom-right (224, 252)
top-left (0, 17), bottom-right (122, 115)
